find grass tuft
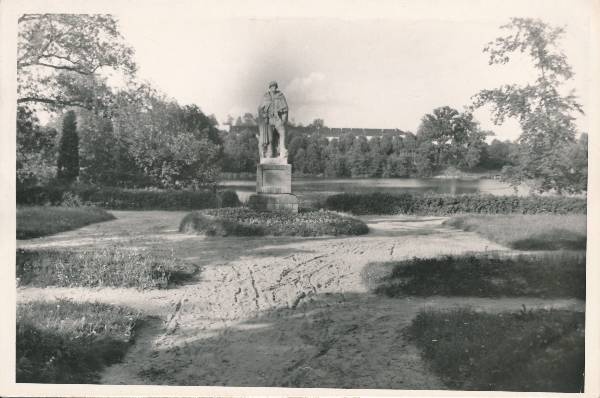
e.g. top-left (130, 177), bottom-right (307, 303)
top-left (364, 252), bottom-right (585, 299)
top-left (405, 308), bottom-right (584, 392)
top-left (17, 247), bottom-right (196, 289)
top-left (179, 207), bottom-right (369, 237)
top-left (444, 214), bottom-right (586, 250)
top-left (17, 206), bottom-right (115, 239)
top-left (17, 298), bottom-right (143, 383)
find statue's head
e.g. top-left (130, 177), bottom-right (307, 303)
top-left (268, 81), bottom-right (278, 93)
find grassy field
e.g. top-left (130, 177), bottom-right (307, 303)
top-left (17, 299), bottom-right (143, 383)
top-left (17, 247), bottom-right (196, 289)
top-left (443, 214), bottom-right (586, 250)
top-left (405, 308), bottom-right (584, 392)
top-left (17, 206), bottom-right (116, 239)
top-left (180, 207), bottom-right (369, 237)
top-left (363, 252), bottom-right (585, 299)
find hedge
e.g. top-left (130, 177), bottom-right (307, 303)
top-left (17, 184), bottom-right (240, 211)
top-left (324, 192), bottom-right (586, 215)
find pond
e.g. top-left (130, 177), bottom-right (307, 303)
top-left (220, 177), bottom-right (529, 204)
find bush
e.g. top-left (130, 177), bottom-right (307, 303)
top-left (364, 252), bottom-right (585, 299)
top-left (17, 206), bottom-right (115, 239)
top-left (17, 299), bottom-right (142, 383)
top-left (17, 184), bottom-right (241, 211)
top-left (323, 193), bottom-right (587, 215)
top-left (16, 247), bottom-right (196, 289)
top-left (405, 308), bottom-right (584, 392)
top-left (179, 207), bottom-right (369, 237)
top-left (444, 214), bottom-right (586, 250)
top-left (218, 189), bottom-right (242, 207)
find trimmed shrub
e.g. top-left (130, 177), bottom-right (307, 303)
top-left (218, 189), bottom-right (242, 207)
top-left (16, 184), bottom-right (241, 211)
top-left (324, 193), bottom-right (586, 215)
top-left (179, 207), bottom-right (369, 237)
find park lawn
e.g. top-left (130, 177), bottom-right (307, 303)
top-left (443, 214), bottom-right (586, 250)
top-left (17, 206), bottom-right (116, 239)
top-left (363, 252), bottom-right (585, 299)
top-left (405, 308), bottom-right (584, 392)
top-left (17, 247), bottom-right (196, 289)
top-left (17, 298), bottom-right (143, 383)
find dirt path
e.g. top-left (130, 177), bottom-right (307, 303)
top-left (17, 211), bottom-right (585, 388)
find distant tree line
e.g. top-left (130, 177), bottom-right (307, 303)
top-left (222, 109), bottom-right (522, 178)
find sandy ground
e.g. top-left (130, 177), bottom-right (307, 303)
top-left (17, 211), bottom-right (585, 388)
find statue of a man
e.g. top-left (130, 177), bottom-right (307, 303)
top-left (258, 81), bottom-right (288, 159)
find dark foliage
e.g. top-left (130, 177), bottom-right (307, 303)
top-left (56, 110), bottom-right (79, 182)
top-left (16, 184), bottom-right (241, 211)
top-left (324, 192), bottom-right (586, 215)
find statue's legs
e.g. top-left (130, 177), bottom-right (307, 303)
top-left (274, 122), bottom-right (287, 158)
top-left (266, 124), bottom-right (275, 158)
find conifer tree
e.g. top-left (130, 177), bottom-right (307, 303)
top-left (57, 110), bottom-right (79, 183)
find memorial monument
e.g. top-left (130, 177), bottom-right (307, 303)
top-left (248, 81), bottom-right (299, 212)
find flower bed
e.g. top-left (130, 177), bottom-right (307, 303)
top-left (179, 207), bottom-right (369, 237)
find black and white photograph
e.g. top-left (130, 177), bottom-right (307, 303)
top-left (1, 0), bottom-right (599, 396)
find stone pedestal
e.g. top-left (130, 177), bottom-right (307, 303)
top-left (248, 161), bottom-right (298, 212)
top-left (248, 193), bottom-right (298, 212)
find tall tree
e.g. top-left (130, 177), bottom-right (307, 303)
top-left (472, 18), bottom-right (585, 193)
top-left (417, 106), bottom-right (488, 170)
top-left (18, 14), bottom-right (136, 110)
top-left (56, 110), bottom-right (79, 182)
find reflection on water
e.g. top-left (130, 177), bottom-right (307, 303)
top-left (220, 177), bottom-right (526, 203)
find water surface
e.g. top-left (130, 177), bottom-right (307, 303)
top-left (220, 177), bottom-right (526, 203)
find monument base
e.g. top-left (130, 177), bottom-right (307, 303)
top-left (248, 193), bottom-right (298, 213)
top-left (256, 163), bottom-right (291, 194)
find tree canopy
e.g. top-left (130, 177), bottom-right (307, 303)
top-left (416, 106), bottom-right (489, 170)
top-left (18, 14), bottom-right (136, 110)
top-left (472, 18), bottom-right (585, 193)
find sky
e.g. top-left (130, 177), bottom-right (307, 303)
top-left (112, 1), bottom-right (591, 141)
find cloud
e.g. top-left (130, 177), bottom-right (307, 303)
top-left (283, 72), bottom-right (331, 106)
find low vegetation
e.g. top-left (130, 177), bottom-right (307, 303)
top-left (364, 253), bottom-right (585, 299)
top-left (324, 192), bottom-right (587, 215)
top-left (405, 308), bottom-right (584, 392)
top-left (179, 207), bottom-right (369, 237)
top-left (17, 184), bottom-right (241, 210)
top-left (17, 206), bottom-right (115, 239)
top-left (17, 247), bottom-right (196, 289)
top-left (17, 299), bottom-right (143, 383)
top-left (444, 214), bottom-right (586, 250)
